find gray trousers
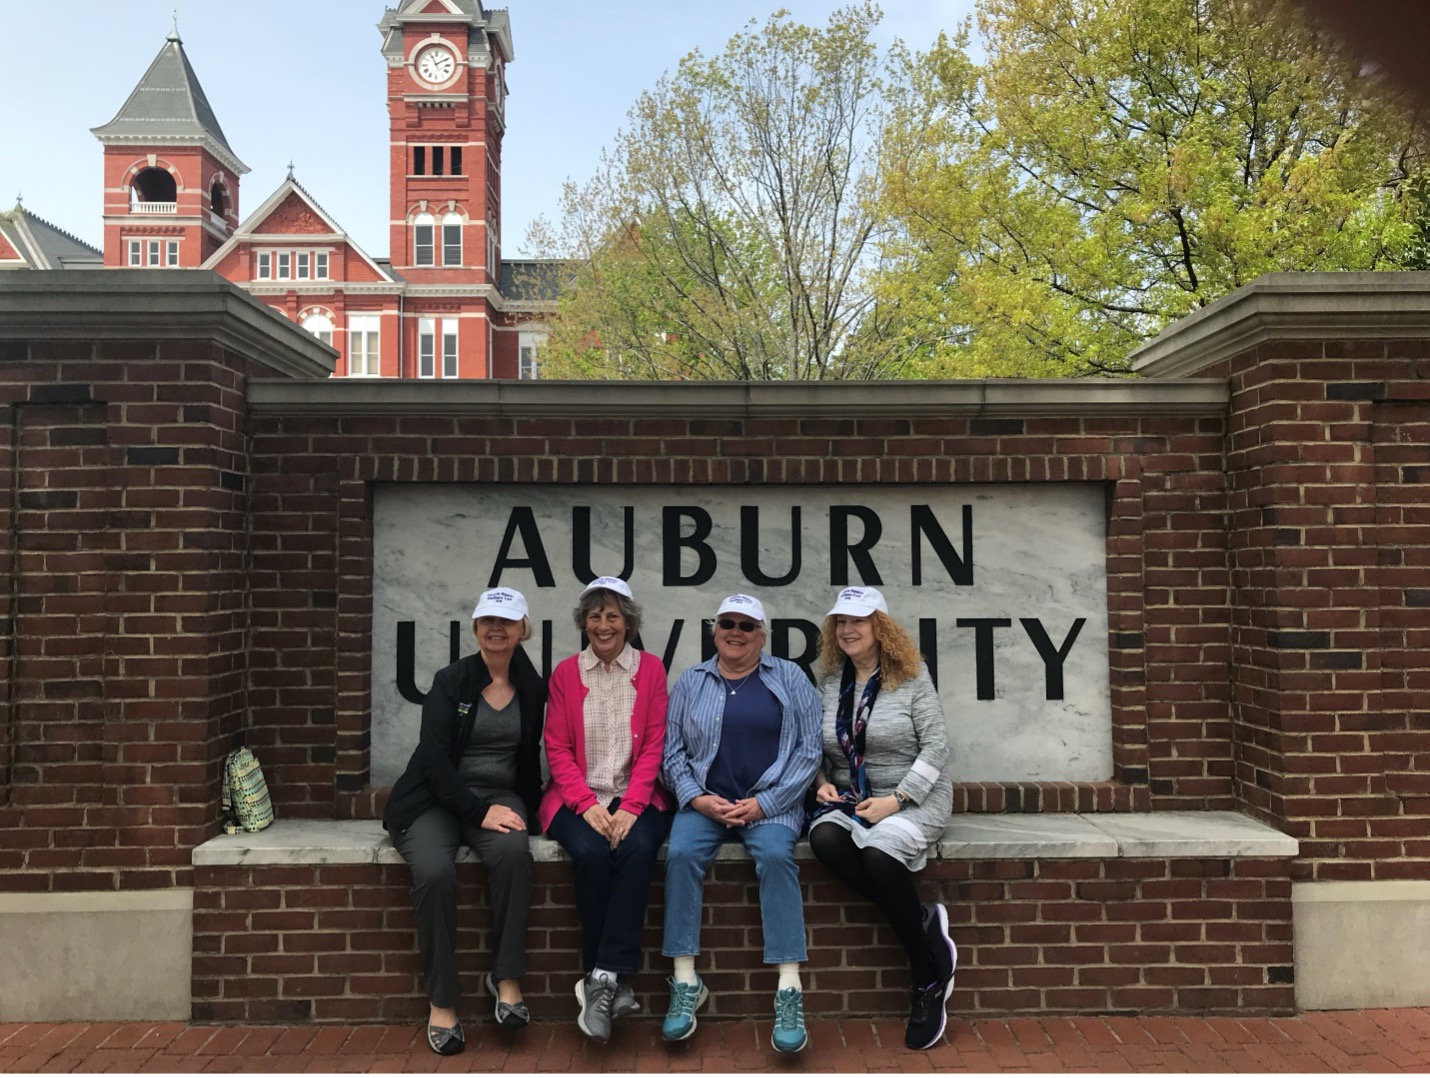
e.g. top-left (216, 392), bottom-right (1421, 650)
top-left (391, 797), bottom-right (532, 1007)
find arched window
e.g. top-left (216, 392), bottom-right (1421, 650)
top-left (301, 313), bottom-right (334, 346)
top-left (441, 213), bottom-right (463, 265)
top-left (130, 167), bottom-right (177, 210)
top-left (210, 178), bottom-right (227, 217)
top-left (413, 212), bottom-right (435, 266)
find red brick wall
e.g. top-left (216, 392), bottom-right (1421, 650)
top-left (191, 854), bottom-right (1293, 1021)
top-left (1218, 343), bottom-right (1430, 882)
top-left (0, 340), bottom-right (255, 893)
top-left (241, 412), bottom-right (1239, 823)
top-left (2, 289), bottom-right (1426, 1023)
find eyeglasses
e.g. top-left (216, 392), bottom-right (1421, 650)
top-left (716, 618), bottom-right (759, 632)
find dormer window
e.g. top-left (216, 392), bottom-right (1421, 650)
top-left (130, 167), bottom-right (177, 213)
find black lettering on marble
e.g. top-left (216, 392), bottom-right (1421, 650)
top-left (911, 504), bottom-right (973, 585)
top-left (956, 617), bottom-right (1011, 700)
top-left (918, 618), bottom-right (939, 690)
top-left (396, 621), bottom-right (425, 705)
top-left (829, 506), bottom-right (882, 585)
top-left (572, 505), bottom-right (634, 582)
top-left (489, 506), bottom-right (555, 588)
top-left (1020, 617), bottom-right (1085, 700)
top-left (771, 619), bottom-right (820, 682)
top-left (741, 506), bottom-right (801, 587)
top-left (663, 506), bottom-right (717, 587)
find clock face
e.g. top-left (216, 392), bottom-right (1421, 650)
top-left (416, 45), bottom-right (456, 84)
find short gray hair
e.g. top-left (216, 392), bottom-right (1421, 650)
top-left (572, 588), bottom-right (643, 640)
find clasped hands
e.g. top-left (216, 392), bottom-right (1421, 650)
top-left (691, 793), bottom-right (766, 827)
top-left (814, 782), bottom-right (900, 824)
top-left (581, 802), bottom-right (640, 849)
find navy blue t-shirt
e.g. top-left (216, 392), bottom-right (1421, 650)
top-left (705, 675), bottom-right (782, 802)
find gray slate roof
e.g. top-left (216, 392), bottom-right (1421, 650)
top-left (0, 205), bottom-right (103, 270)
top-left (91, 32), bottom-right (243, 164)
top-left (500, 259), bottom-right (575, 303)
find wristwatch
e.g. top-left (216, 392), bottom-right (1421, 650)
top-left (894, 789), bottom-right (912, 811)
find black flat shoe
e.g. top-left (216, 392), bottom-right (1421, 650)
top-left (426, 1020), bottom-right (464, 1055)
top-left (487, 973), bottom-right (530, 1028)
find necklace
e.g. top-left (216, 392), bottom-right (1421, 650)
top-left (720, 668), bottom-right (757, 696)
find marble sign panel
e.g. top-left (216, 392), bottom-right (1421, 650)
top-left (370, 484), bottom-right (1113, 787)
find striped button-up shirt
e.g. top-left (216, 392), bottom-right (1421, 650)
top-left (660, 652), bottom-right (822, 834)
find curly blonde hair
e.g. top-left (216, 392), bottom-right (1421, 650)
top-left (817, 609), bottom-right (922, 691)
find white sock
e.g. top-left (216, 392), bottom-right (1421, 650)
top-left (778, 963), bottom-right (801, 992)
top-left (673, 956), bottom-right (698, 985)
top-left (592, 966), bottom-right (617, 983)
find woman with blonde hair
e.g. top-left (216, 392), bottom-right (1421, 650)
top-left (808, 586), bottom-right (956, 1051)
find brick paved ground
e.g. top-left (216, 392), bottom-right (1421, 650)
top-left (4, 1009), bottom-right (1430, 1072)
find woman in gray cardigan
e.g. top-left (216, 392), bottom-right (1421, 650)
top-left (809, 586), bottom-right (956, 1051)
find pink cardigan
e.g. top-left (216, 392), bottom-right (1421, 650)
top-left (537, 649), bottom-right (673, 833)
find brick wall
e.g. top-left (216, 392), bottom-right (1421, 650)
top-left (1213, 342), bottom-right (1430, 882)
top-left (5, 272), bottom-right (1430, 1019)
top-left (191, 855), bottom-right (1293, 1021)
top-left (0, 340), bottom-right (256, 892)
top-left (244, 411), bottom-right (1237, 823)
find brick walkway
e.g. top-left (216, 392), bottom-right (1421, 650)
top-left (4, 1009), bottom-right (1430, 1072)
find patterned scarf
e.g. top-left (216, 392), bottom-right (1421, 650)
top-left (809, 659), bottom-right (882, 827)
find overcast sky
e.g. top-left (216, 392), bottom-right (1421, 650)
top-left (0, 0), bottom-right (975, 259)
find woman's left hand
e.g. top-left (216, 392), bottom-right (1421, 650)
top-left (607, 808), bottom-right (639, 849)
top-left (855, 795), bottom-right (900, 824)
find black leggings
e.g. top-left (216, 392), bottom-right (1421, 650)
top-left (809, 821), bottom-right (936, 986)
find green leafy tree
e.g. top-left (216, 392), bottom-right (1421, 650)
top-left (529, 3), bottom-right (911, 380)
top-left (872, 0), bottom-right (1427, 377)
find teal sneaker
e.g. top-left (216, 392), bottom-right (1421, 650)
top-left (771, 986), bottom-right (808, 1053)
top-left (661, 975), bottom-right (709, 1042)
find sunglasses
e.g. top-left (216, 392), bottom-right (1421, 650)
top-left (716, 618), bottom-right (760, 632)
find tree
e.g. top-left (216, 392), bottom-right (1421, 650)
top-left (528, 4), bottom-right (911, 380)
top-left (871, 0), bottom-right (1427, 377)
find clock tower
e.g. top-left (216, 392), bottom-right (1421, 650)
top-left (379, 0), bottom-right (511, 377)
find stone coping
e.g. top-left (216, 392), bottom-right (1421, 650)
top-left (1129, 271), bottom-right (1430, 379)
top-left (245, 377), bottom-right (1229, 418)
top-left (192, 810), bottom-right (1296, 868)
top-left (0, 270), bottom-right (336, 381)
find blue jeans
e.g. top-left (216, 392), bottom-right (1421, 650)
top-left (545, 800), bottom-right (671, 974)
top-left (661, 808), bottom-right (807, 964)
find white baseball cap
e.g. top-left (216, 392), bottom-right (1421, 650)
top-left (578, 575), bottom-right (634, 601)
top-left (716, 593), bottom-right (766, 625)
top-left (471, 587), bottom-right (529, 621)
top-left (827, 586), bottom-right (889, 618)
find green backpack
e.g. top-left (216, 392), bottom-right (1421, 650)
top-left (221, 746), bottom-right (275, 835)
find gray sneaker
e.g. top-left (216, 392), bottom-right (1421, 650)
top-left (576, 971), bottom-right (617, 1043)
top-left (611, 980), bottom-right (641, 1020)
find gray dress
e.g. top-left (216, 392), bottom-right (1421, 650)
top-left (813, 663), bottom-right (953, 871)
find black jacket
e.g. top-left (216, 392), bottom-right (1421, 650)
top-left (382, 646), bottom-right (547, 836)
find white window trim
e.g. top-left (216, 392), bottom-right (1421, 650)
top-left (348, 315), bottom-right (381, 378)
top-left (253, 247), bottom-right (333, 282)
top-left (441, 318), bottom-right (458, 379)
top-left (417, 316), bottom-right (436, 379)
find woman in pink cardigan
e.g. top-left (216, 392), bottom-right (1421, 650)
top-left (539, 576), bottom-right (673, 1044)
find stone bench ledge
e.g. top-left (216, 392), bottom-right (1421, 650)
top-left (193, 810), bottom-right (1297, 867)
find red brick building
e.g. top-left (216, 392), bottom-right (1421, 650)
top-left (11, 0), bottom-right (559, 380)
